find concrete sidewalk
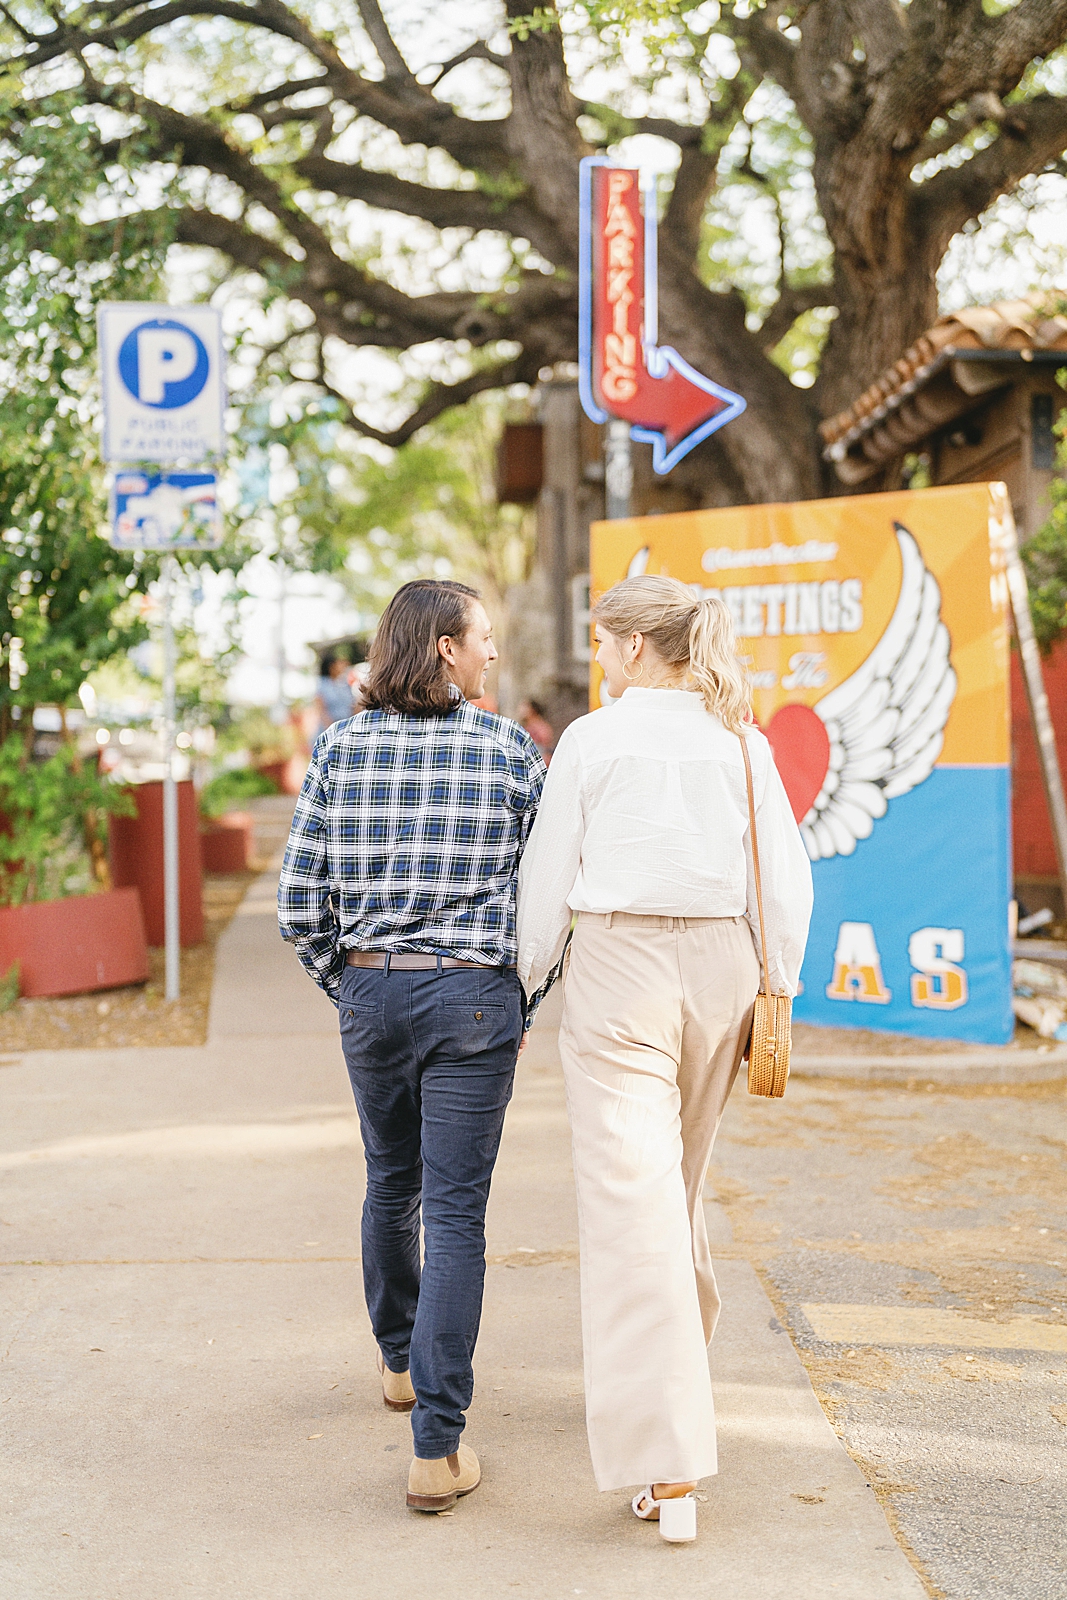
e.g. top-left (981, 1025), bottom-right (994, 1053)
top-left (0, 865), bottom-right (926, 1600)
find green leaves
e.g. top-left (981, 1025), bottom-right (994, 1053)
top-left (1023, 386), bottom-right (1067, 653)
top-left (199, 766), bottom-right (278, 819)
top-left (507, 8), bottom-right (561, 41)
top-left (0, 94), bottom-right (174, 721)
top-left (0, 738), bottom-right (134, 908)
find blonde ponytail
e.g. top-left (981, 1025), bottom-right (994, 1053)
top-left (687, 595), bottom-right (751, 732)
top-left (593, 575), bottom-right (752, 731)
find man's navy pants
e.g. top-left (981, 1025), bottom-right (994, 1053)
top-left (338, 960), bottom-right (522, 1459)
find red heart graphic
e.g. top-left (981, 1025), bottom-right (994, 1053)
top-left (764, 703), bottom-right (831, 823)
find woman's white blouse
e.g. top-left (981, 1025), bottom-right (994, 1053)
top-left (516, 688), bottom-right (814, 1000)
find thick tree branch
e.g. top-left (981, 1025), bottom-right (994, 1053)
top-left (12, 0), bottom-right (514, 173)
top-left (355, 0), bottom-right (415, 83)
top-left (877, 0), bottom-right (1067, 154)
top-left (17, 0), bottom-right (345, 71)
top-left (843, 0), bottom-right (908, 78)
top-left (914, 92), bottom-right (1067, 253)
top-left (292, 154), bottom-right (565, 260)
top-left (0, 1), bottom-right (35, 43)
top-left (315, 351), bottom-right (542, 447)
top-left (921, 0), bottom-right (1067, 109)
top-left (132, 96), bottom-right (349, 264)
top-left (113, 95), bottom-right (550, 338)
top-left (912, 90), bottom-right (1027, 165)
top-left (662, 143), bottom-right (720, 262)
top-left (170, 206), bottom-right (456, 346)
top-left (634, 116), bottom-right (703, 146)
top-left (231, 75), bottom-right (333, 113)
top-left (172, 200), bottom-right (572, 353)
top-left (258, 103), bottom-right (327, 129)
top-left (426, 40), bottom-right (508, 89)
top-left (661, 72), bottom-right (751, 257)
top-left (726, 4), bottom-right (798, 103)
top-left (503, 0), bottom-right (586, 265)
top-left (757, 285), bottom-right (836, 354)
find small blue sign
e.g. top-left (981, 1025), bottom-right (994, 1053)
top-left (110, 470), bottom-right (222, 550)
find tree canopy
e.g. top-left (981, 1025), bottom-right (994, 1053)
top-left (2, 0), bottom-right (1066, 505)
top-left (0, 105), bottom-right (161, 730)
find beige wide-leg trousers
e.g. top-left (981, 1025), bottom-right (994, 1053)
top-left (558, 911), bottom-right (759, 1492)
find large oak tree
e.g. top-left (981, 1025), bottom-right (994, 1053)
top-left (4, 0), bottom-right (1067, 504)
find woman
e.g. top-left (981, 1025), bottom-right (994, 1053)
top-left (516, 576), bottom-right (812, 1541)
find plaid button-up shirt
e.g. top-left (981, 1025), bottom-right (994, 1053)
top-left (277, 700), bottom-right (548, 1011)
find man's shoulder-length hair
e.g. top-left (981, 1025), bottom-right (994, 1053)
top-left (363, 579), bottom-right (480, 717)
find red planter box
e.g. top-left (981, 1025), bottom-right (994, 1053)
top-left (256, 757), bottom-right (306, 796)
top-left (109, 780), bottom-right (204, 947)
top-left (200, 811), bottom-right (253, 873)
top-left (0, 887), bottom-right (149, 999)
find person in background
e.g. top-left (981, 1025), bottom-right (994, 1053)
top-left (316, 651), bottom-right (355, 737)
top-left (518, 698), bottom-right (555, 762)
top-left (278, 580), bottom-right (547, 1515)
top-left (516, 576), bottom-right (812, 1543)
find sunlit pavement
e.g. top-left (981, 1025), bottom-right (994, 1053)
top-left (712, 1072), bottom-right (1067, 1600)
top-left (2, 837), bottom-right (927, 1600)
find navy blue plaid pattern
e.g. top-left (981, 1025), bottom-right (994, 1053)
top-left (278, 701), bottom-right (548, 1009)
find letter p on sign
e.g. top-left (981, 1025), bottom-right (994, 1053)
top-left (136, 327), bottom-right (198, 403)
top-left (118, 318), bottom-right (209, 409)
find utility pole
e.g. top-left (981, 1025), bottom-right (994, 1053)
top-left (605, 418), bottom-right (633, 520)
top-left (275, 559), bottom-right (288, 721)
top-left (161, 555), bottom-right (180, 1002)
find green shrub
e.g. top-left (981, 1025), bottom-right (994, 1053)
top-left (0, 739), bottom-right (134, 908)
top-left (0, 961), bottom-right (19, 1011)
top-left (199, 768), bottom-right (279, 819)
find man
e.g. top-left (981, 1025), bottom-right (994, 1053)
top-left (278, 580), bottom-right (547, 1513)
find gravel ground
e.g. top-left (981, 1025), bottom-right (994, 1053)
top-left (791, 1019), bottom-right (1056, 1058)
top-left (711, 1075), bottom-right (1067, 1600)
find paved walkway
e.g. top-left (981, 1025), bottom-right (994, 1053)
top-left (1, 854), bottom-right (926, 1600)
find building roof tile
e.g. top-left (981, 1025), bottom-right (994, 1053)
top-left (819, 293), bottom-right (1067, 454)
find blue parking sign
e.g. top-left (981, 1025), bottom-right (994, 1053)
top-left (98, 304), bottom-right (225, 463)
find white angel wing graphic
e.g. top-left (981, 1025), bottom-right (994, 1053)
top-left (801, 522), bottom-right (957, 863)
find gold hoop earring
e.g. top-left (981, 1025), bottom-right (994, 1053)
top-left (621, 661), bottom-right (644, 683)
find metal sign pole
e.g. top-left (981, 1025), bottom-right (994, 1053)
top-left (161, 555), bottom-right (180, 1001)
top-left (605, 418), bottom-right (633, 519)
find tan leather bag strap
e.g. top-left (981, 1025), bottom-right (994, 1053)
top-left (739, 732), bottom-right (770, 991)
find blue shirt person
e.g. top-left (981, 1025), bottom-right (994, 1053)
top-left (315, 651), bottom-right (356, 737)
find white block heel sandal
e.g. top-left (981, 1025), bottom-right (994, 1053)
top-left (632, 1487), bottom-right (698, 1543)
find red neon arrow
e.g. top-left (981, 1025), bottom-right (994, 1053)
top-left (617, 353), bottom-right (729, 449)
top-left (584, 164), bottom-right (744, 473)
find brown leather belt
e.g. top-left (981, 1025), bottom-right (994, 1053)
top-left (346, 951), bottom-right (503, 971)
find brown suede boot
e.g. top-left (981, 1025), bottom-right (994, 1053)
top-left (376, 1349), bottom-right (416, 1413)
top-left (406, 1444), bottom-right (481, 1512)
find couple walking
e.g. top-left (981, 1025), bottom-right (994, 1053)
top-left (279, 575), bottom-right (811, 1540)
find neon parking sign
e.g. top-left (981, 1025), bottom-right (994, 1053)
top-left (98, 303), bottom-right (225, 463)
top-left (578, 158), bottom-right (745, 473)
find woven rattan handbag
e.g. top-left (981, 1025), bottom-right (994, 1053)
top-left (739, 733), bottom-right (792, 1098)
